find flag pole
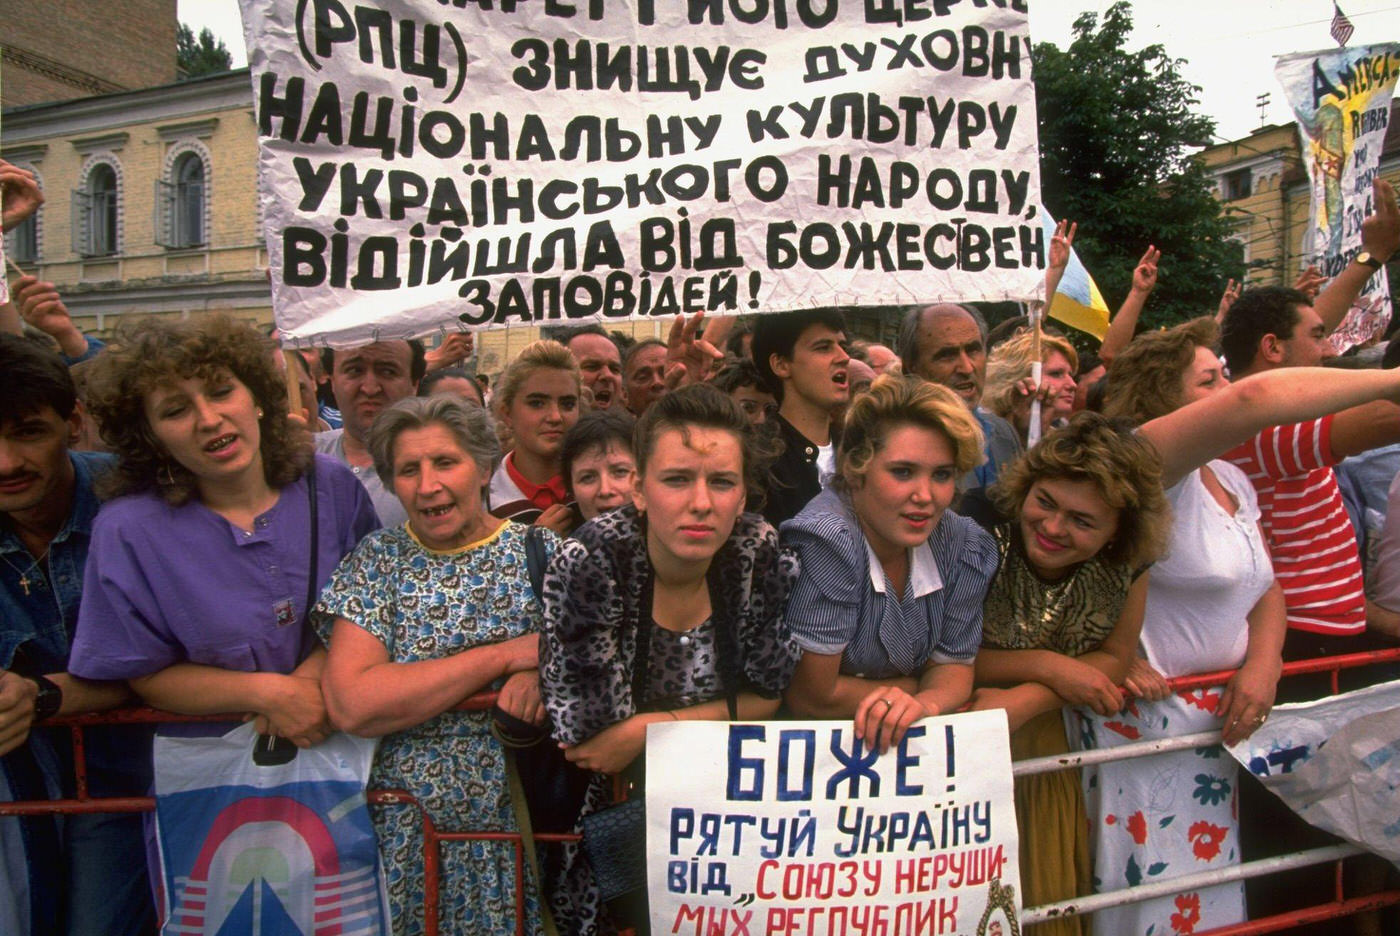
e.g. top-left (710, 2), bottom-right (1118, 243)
top-left (1027, 300), bottom-right (1044, 448)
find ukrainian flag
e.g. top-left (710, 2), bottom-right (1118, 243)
top-left (1041, 209), bottom-right (1111, 340)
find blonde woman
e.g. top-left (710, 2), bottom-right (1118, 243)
top-left (984, 329), bottom-right (1080, 439)
top-left (488, 339), bottom-right (582, 531)
top-left (782, 375), bottom-right (999, 753)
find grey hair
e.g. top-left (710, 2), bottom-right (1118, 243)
top-left (368, 395), bottom-right (501, 486)
top-left (896, 303), bottom-right (989, 376)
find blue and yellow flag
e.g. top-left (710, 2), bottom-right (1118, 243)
top-left (1040, 209), bottom-right (1110, 340)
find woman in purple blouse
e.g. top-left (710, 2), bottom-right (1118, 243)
top-left (69, 315), bottom-right (378, 743)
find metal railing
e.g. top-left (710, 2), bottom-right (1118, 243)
top-left (1017, 647), bottom-right (1400, 936)
top-left (2, 650), bottom-right (1398, 935)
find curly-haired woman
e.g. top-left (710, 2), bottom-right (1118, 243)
top-left (69, 314), bottom-right (377, 744)
top-left (965, 349), bottom-right (1400, 934)
top-left (782, 375), bottom-right (999, 754)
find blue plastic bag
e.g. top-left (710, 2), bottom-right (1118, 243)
top-left (154, 722), bottom-right (389, 935)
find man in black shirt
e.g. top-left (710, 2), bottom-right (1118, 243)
top-left (751, 310), bottom-right (851, 526)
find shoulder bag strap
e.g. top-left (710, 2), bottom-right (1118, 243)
top-left (303, 462), bottom-right (319, 622)
top-left (523, 524), bottom-right (547, 603)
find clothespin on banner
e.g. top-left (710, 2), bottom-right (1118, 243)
top-left (1026, 300), bottom-right (1044, 449)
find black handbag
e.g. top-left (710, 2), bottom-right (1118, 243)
top-left (491, 526), bottom-right (591, 834)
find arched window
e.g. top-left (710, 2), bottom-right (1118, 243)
top-left (90, 164), bottom-right (118, 255)
top-left (74, 158), bottom-right (121, 257)
top-left (159, 151), bottom-right (206, 249)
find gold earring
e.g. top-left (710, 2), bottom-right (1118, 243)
top-left (157, 463), bottom-right (176, 486)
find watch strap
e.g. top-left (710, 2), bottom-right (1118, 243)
top-left (29, 675), bottom-right (62, 724)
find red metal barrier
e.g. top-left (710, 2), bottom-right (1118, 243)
top-left (1157, 646), bottom-right (1400, 936)
top-left (1, 650), bottom-right (1397, 935)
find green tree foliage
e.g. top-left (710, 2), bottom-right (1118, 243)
top-left (1034, 2), bottom-right (1243, 330)
top-left (177, 24), bottom-right (233, 80)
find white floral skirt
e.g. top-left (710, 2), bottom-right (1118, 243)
top-left (1074, 687), bottom-right (1245, 936)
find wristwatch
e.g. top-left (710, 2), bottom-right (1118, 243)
top-left (28, 675), bottom-right (62, 724)
top-left (1356, 251), bottom-right (1387, 270)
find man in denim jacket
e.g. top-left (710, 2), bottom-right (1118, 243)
top-left (0, 333), bottom-right (154, 935)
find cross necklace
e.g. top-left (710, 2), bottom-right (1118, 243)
top-left (1, 550), bottom-right (46, 596)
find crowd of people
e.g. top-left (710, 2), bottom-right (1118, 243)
top-left (4, 154), bottom-right (1400, 936)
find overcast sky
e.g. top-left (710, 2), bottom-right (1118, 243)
top-left (180, 0), bottom-right (1400, 142)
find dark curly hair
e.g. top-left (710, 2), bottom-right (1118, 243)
top-left (86, 314), bottom-right (312, 505)
top-left (991, 412), bottom-right (1171, 568)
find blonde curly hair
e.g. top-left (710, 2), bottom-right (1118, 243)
top-left (983, 329), bottom-right (1080, 422)
top-left (836, 375), bottom-right (985, 491)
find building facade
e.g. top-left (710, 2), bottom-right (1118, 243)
top-left (1198, 107), bottom-right (1400, 299)
top-left (0, 0), bottom-right (177, 109)
top-left (3, 70), bottom-right (272, 339)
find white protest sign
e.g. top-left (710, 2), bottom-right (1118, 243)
top-left (647, 713), bottom-right (1021, 935)
top-left (1276, 45), bottom-right (1400, 352)
top-left (239, 0), bottom-right (1045, 346)
top-left (1227, 679), bottom-right (1400, 866)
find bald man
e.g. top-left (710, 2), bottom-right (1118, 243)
top-left (897, 303), bottom-right (1021, 494)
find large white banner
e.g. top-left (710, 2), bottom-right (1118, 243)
top-left (240, 0), bottom-right (1045, 346)
top-left (1276, 45), bottom-right (1400, 352)
top-left (647, 713), bottom-right (1022, 935)
top-left (1227, 679), bottom-right (1400, 865)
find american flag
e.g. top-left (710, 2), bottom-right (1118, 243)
top-left (1331, 3), bottom-right (1355, 47)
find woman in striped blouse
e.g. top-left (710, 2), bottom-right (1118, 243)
top-left (781, 375), bottom-right (1001, 754)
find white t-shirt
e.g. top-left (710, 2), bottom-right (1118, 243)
top-left (815, 441), bottom-right (836, 488)
top-left (313, 428), bottom-right (407, 528)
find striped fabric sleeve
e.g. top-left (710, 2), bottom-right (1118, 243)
top-left (781, 514), bottom-right (861, 656)
top-left (929, 521), bottom-right (1000, 664)
top-left (1248, 417), bottom-right (1335, 479)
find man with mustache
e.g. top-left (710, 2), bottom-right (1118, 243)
top-left (0, 334), bottom-right (153, 936)
top-left (315, 340), bottom-right (425, 527)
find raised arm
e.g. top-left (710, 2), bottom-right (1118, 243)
top-left (1214, 279), bottom-right (1241, 325)
top-left (1099, 246), bottom-right (1159, 366)
top-left (0, 160), bottom-right (43, 233)
top-left (1043, 220), bottom-right (1076, 304)
top-left (663, 310), bottom-right (725, 389)
top-left (1139, 365), bottom-right (1400, 488)
top-left (14, 276), bottom-right (92, 360)
top-left (1314, 179), bottom-right (1400, 333)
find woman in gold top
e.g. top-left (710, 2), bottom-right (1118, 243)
top-left (962, 359), bottom-right (1400, 934)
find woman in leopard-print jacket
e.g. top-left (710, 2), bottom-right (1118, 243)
top-left (539, 384), bottom-right (801, 934)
